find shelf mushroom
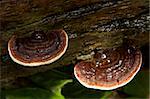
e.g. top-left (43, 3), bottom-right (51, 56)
top-left (8, 29), bottom-right (68, 67)
top-left (74, 46), bottom-right (142, 90)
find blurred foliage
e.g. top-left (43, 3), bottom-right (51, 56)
top-left (29, 70), bottom-right (72, 97)
top-left (123, 71), bottom-right (149, 98)
top-left (62, 80), bottom-right (113, 99)
top-left (2, 65), bottom-right (149, 99)
top-left (5, 88), bottom-right (61, 99)
top-left (4, 70), bottom-right (72, 99)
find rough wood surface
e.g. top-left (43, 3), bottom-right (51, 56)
top-left (0, 0), bottom-right (149, 88)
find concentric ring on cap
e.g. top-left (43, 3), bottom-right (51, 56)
top-left (8, 29), bottom-right (68, 67)
top-left (74, 46), bottom-right (142, 90)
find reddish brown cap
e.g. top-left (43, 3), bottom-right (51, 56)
top-left (74, 46), bottom-right (142, 90)
top-left (8, 29), bottom-right (68, 66)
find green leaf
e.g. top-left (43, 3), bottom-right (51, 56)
top-left (123, 71), bottom-right (149, 98)
top-left (100, 91), bottom-right (113, 99)
top-left (29, 70), bottom-right (72, 97)
top-left (62, 80), bottom-right (113, 99)
top-left (4, 70), bottom-right (72, 99)
top-left (5, 88), bottom-right (62, 99)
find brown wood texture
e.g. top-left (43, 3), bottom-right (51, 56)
top-left (0, 0), bottom-right (149, 88)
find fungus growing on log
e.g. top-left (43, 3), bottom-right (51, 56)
top-left (8, 29), bottom-right (68, 67)
top-left (74, 46), bottom-right (142, 90)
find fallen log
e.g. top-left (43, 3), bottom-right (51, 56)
top-left (0, 0), bottom-right (149, 88)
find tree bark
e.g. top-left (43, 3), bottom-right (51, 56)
top-left (0, 0), bottom-right (149, 88)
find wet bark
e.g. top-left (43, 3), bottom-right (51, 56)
top-left (0, 0), bottom-right (149, 88)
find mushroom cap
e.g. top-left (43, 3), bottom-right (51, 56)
top-left (8, 29), bottom-right (68, 66)
top-left (74, 46), bottom-right (142, 90)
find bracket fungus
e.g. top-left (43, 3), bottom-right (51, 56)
top-left (74, 46), bottom-right (142, 90)
top-left (8, 29), bottom-right (68, 67)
